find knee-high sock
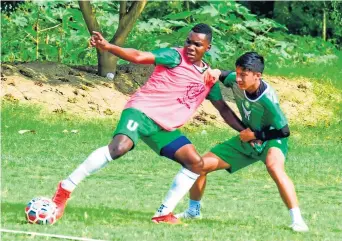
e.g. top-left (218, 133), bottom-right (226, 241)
top-left (61, 146), bottom-right (113, 192)
top-left (155, 167), bottom-right (199, 216)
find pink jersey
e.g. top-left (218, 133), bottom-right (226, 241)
top-left (124, 47), bottom-right (215, 131)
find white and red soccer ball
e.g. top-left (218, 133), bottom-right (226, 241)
top-left (25, 197), bottom-right (57, 225)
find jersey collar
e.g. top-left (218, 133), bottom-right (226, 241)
top-left (193, 61), bottom-right (209, 74)
top-left (243, 80), bottom-right (269, 102)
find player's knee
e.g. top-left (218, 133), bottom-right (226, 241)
top-left (266, 150), bottom-right (284, 172)
top-left (108, 143), bottom-right (130, 159)
top-left (186, 156), bottom-right (204, 173)
top-left (266, 159), bottom-right (285, 178)
top-left (266, 161), bottom-right (277, 174)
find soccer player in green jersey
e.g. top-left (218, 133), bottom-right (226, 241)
top-left (177, 52), bottom-right (309, 232)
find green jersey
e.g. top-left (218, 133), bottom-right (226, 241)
top-left (223, 72), bottom-right (288, 132)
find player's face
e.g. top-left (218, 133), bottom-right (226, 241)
top-left (235, 66), bottom-right (262, 92)
top-left (184, 31), bottom-right (211, 66)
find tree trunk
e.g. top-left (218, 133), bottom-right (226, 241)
top-left (79, 1), bottom-right (107, 76)
top-left (110, 1), bottom-right (147, 46)
top-left (322, 8), bottom-right (327, 41)
top-left (79, 0), bottom-right (147, 77)
top-left (97, 52), bottom-right (118, 77)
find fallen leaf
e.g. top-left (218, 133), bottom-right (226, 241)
top-left (18, 130), bottom-right (36, 134)
top-left (201, 130), bottom-right (207, 135)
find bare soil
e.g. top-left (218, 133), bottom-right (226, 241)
top-left (1, 62), bottom-right (334, 127)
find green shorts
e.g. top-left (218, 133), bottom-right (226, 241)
top-left (211, 135), bottom-right (288, 173)
top-left (113, 108), bottom-right (184, 154)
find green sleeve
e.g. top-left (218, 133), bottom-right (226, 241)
top-left (223, 71), bottom-right (236, 87)
top-left (262, 93), bottom-right (288, 129)
top-left (151, 48), bottom-right (181, 68)
top-left (206, 82), bottom-right (223, 101)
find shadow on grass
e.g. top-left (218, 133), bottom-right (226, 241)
top-left (2, 202), bottom-right (153, 226)
top-left (2, 202), bottom-right (303, 234)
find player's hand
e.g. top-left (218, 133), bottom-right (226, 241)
top-left (240, 128), bottom-right (256, 142)
top-left (204, 68), bottom-right (221, 85)
top-left (249, 139), bottom-right (263, 147)
top-left (90, 31), bottom-right (110, 51)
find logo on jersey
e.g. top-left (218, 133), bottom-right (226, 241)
top-left (177, 83), bottom-right (205, 109)
top-left (242, 100), bottom-right (251, 120)
top-left (126, 120), bottom-right (139, 131)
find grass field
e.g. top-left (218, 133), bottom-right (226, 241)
top-left (1, 103), bottom-right (341, 241)
top-left (267, 52), bottom-right (342, 90)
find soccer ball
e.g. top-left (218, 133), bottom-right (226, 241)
top-left (25, 197), bottom-right (57, 225)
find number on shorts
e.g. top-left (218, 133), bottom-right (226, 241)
top-left (127, 120), bottom-right (139, 131)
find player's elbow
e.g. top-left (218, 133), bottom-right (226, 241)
top-left (212, 100), bottom-right (228, 113)
top-left (130, 52), bottom-right (153, 64)
top-left (130, 55), bottom-right (143, 64)
top-left (283, 130), bottom-right (290, 138)
top-left (281, 125), bottom-right (290, 138)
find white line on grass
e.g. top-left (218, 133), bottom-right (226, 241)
top-left (0, 228), bottom-right (108, 241)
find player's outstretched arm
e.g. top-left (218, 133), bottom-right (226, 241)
top-left (210, 99), bottom-right (246, 132)
top-left (90, 31), bottom-right (155, 65)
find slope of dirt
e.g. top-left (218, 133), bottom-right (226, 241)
top-left (0, 62), bottom-right (337, 127)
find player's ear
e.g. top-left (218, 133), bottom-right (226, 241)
top-left (206, 44), bottom-right (211, 52)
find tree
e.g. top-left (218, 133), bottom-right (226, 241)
top-left (78, 0), bottom-right (147, 77)
top-left (238, 1), bottom-right (275, 18)
top-left (273, 1), bottom-right (342, 45)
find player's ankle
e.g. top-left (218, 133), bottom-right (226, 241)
top-left (154, 204), bottom-right (171, 217)
top-left (188, 199), bottom-right (201, 216)
top-left (289, 207), bottom-right (305, 224)
top-left (61, 179), bottom-right (76, 192)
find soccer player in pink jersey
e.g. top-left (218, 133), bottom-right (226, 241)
top-left (51, 23), bottom-right (245, 224)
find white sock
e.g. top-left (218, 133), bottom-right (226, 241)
top-left (61, 146), bottom-right (113, 192)
top-left (188, 199), bottom-right (201, 216)
top-left (289, 207), bottom-right (305, 224)
top-left (155, 168), bottom-right (199, 216)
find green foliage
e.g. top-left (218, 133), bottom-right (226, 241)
top-left (0, 1), bottom-right (24, 14)
top-left (141, 1), bottom-right (186, 21)
top-left (124, 1), bottom-right (341, 87)
top-left (273, 1), bottom-right (342, 47)
top-left (1, 1), bottom-right (94, 64)
top-left (1, 0), bottom-right (341, 87)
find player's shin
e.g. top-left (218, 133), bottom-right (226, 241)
top-left (52, 146), bottom-right (113, 220)
top-left (154, 167), bottom-right (199, 216)
top-left (62, 146), bottom-right (113, 192)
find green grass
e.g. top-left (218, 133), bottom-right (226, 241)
top-left (267, 52), bottom-right (342, 90)
top-left (1, 103), bottom-right (342, 241)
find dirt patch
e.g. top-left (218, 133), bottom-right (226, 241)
top-left (1, 62), bottom-right (338, 126)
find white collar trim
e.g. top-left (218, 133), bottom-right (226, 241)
top-left (243, 80), bottom-right (269, 102)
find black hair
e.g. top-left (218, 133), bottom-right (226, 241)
top-left (235, 52), bottom-right (264, 73)
top-left (191, 23), bottom-right (212, 43)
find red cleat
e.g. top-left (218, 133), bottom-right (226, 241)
top-left (151, 212), bottom-right (181, 224)
top-left (52, 182), bottom-right (71, 220)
